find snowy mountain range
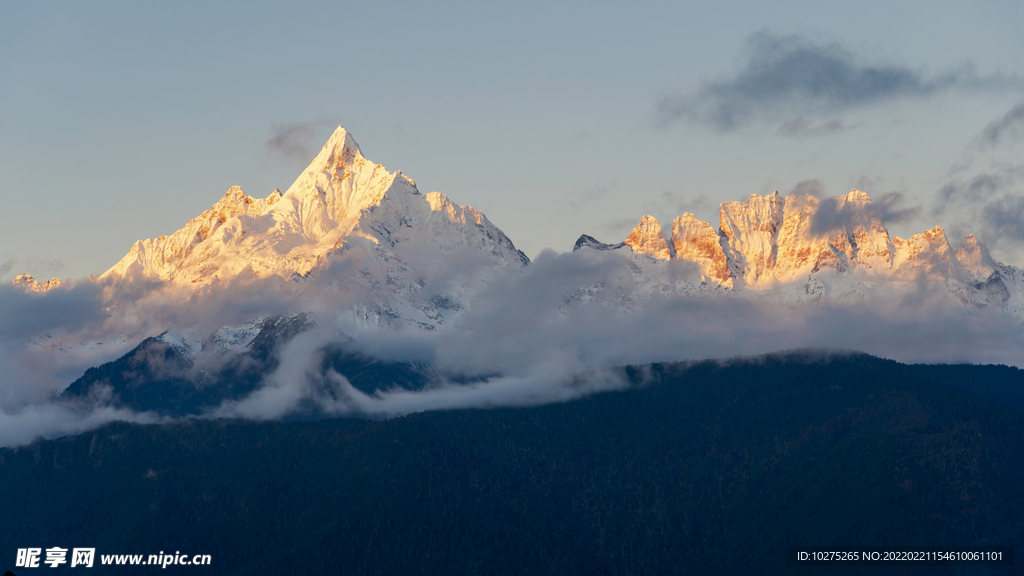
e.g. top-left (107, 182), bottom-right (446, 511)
top-left (10, 126), bottom-right (1024, 365)
top-left (573, 189), bottom-right (1024, 318)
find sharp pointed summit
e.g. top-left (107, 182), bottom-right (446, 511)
top-left (326, 125), bottom-right (360, 151)
top-left (310, 125), bottom-right (363, 172)
top-left (99, 126), bottom-right (529, 329)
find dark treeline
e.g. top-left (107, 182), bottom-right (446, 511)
top-left (4, 352), bottom-right (1023, 574)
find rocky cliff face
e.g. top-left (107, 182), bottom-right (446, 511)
top-left (719, 191), bottom-right (785, 287)
top-left (624, 215), bottom-right (672, 261)
top-left (671, 213), bottom-right (732, 288)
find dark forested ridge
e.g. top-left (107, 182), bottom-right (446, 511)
top-left (60, 314), bottom-right (441, 416)
top-left (5, 352), bottom-right (1024, 575)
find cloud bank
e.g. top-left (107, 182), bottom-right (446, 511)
top-left (208, 250), bottom-right (1024, 425)
top-left (2, 202), bottom-right (1023, 447)
top-left (5, 54), bottom-right (1023, 449)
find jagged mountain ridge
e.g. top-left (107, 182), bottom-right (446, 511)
top-left (574, 189), bottom-right (1024, 318)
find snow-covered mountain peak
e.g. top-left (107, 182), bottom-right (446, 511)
top-left (719, 191), bottom-right (785, 286)
top-left (11, 274), bottom-right (62, 293)
top-left (98, 125), bottom-right (529, 329)
top-left (308, 125), bottom-right (363, 174)
top-left (572, 234), bottom-right (627, 252)
top-left (891, 225), bottom-right (967, 280)
top-left (838, 188), bottom-right (871, 207)
top-left (215, 185), bottom-right (280, 216)
top-left (101, 184), bottom-right (283, 281)
top-left (625, 215), bottom-right (672, 260)
top-left (569, 185), bottom-right (1024, 318)
top-left (956, 234), bottom-right (997, 280)
top-left (671, 214), bottom-right (733, 287)
top-left (260, 124), bottom-right (424, 247)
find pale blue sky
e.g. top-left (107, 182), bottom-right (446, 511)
top-left (2, 0), bottom-right (1023, 279)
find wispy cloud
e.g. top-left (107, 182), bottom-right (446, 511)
top-left (652, 191), bottom-right (712, 216)
top-left (656, 31), bottom-right (1016, 132)
top-left (777, 118), bottom-right (858, 138)
top-left (979, 100), bottom-right (1024, 148)
top-left (568, 183), bottom-right (614, 211)
top-left (981, 195), bottom-right (1024, 246)
top-left (0, 256), bottom-right (67, 280)
top-left (935, 166), bottom-right (1024, 254)
top-left (266, 117), bottom-right (342, 162)
top-left (789, 179), bottom-right (827, 198)
top-left (932, 101), bottom-right (1024, 260)
top-left (584, 191), bottom-right (711, 243)
top-left (810, 191), bottom-right (921, 235)
top-left (598, 216), bottom-right (642, 237)
top-left (787, 179), bottom-right (921, 234)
